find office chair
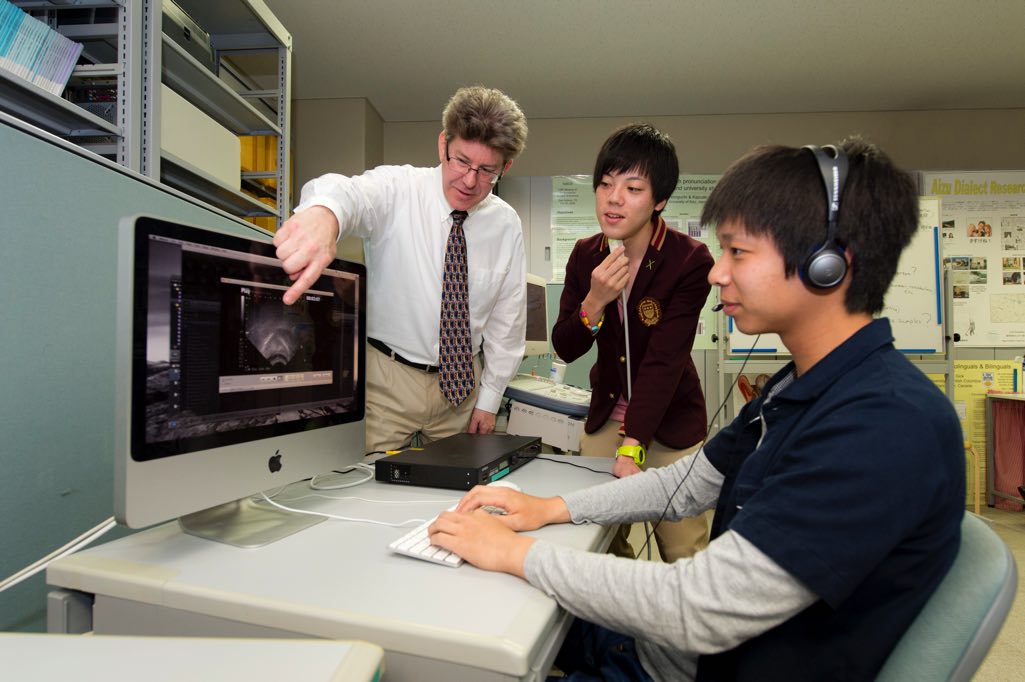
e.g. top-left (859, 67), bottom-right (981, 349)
top-left (876, 512), bottom-right (1018, 682)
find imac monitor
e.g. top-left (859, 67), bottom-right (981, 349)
top-left (115, 215), bottom-right (367, 547)
top-left (523, 273), bottom-right (549, 357)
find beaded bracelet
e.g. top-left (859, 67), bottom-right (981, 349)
top-left (579, 306), bottom-right (604, 335)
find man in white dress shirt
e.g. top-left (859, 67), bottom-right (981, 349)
top-left (273, 86), bottom-right (529, 452)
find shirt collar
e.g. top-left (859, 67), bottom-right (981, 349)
top-left (762, 318), bottom-right (896, 403)
top-left (598, 216), bottom-right (670, 252)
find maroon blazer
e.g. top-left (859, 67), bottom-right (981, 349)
top-left (551, 219), bottom-right (713, 450)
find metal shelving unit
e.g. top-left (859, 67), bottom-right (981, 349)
top-left (3, 0), bottom-right (291, 227)
top-left (0, 66), bottom-right (120, 137)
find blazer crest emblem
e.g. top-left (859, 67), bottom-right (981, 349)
top-left (637, 297), bottom-right (662, 327)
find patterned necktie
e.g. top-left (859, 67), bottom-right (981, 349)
top-left (439, 210), bottom-right (473, 405)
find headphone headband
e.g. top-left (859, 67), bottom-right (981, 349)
top-left (803, 144), bottom-right (849, 228)
top-left (800, 144), bottom-right (849, 289)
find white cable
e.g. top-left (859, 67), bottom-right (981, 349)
top-left (274, 492), bottom-right (462, 506)
top-left (621, 289), bottom-right (632, 400)
top-left (0, 516), bottom-right (116, 593)
top-left (255, 484), bottom-right (291, 501)
top-left (258, 492), bottom-right (432, 527)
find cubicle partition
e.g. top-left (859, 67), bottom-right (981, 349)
top-left (0, 115), bottom-right (269, 632)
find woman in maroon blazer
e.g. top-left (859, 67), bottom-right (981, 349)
top-left (551, 123), bottom-right (714, 561)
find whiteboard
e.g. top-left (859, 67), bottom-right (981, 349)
top-left (726, 197), bottom-right (944, 355)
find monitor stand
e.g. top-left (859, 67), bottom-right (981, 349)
top-left (178, 498), bottom-right (325, 548)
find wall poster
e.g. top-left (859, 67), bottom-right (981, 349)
top-left (923, 170), bottom-right (1025, 347)
top-left (550, 174), bottom-right (720, 350)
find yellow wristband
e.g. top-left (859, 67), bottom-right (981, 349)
top-left (616, 444), bottom-right (645, 465)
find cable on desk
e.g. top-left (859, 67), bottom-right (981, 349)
top-left (272, 491), bottom-right (462, 506)
top-left (310, 463), bottom-right (376, 490)
top-left (518, 454), bottom-right (617, 477)
top-left (258, 492), bottom-right (438, 527)
top-left (0, 516), bottom-right (116, 593)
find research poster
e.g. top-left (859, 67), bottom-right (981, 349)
top-left (952, 360), bottom-right (1018, 504)
top-left (550, 174), bottom-right (721, 350)
top-left (922, 171), bottom-right (1025, 347)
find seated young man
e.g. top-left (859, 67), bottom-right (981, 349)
top-left (428, 138), bottom-right (965, 681)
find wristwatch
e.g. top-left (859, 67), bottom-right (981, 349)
top-left (616, 444), bottom-right (646, 465)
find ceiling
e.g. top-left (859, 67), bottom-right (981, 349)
top-left (260, 0), bottom-right (1025, 123)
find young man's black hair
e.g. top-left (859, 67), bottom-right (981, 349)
top-left (592, 123), bottom-right (679, 220)
top-left (700, 137), bottom-right (918, 314)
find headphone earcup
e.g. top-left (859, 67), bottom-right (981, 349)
top-left (802, 242), bottom-right (847, 288)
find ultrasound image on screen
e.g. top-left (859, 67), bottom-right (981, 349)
top-left (137, 233), bottom-right (363, 457)
top-left (240, 290), bottom-right (316, 370)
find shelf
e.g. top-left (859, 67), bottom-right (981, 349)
top-left (241, 173), bottom-right (276, 201)
top-left (11, 1), bottom-right (119, 9)
top-left (161, 151), bottom-right (275, 218)
top-left (4, 0), bottom-right (290, 227)
top-left (57, 22), bottom-right (118, 41)
top-left (173, 0), bottom-right (291, 50)
top-left (161, 35), bottom-right (279, 136)
top-left (0, 65), bottom-right (119, 137)
top-left (70, 63), bottom-right (120, 79)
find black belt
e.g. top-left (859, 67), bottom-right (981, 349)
top-left (369, 338), bottom-right (439, 373)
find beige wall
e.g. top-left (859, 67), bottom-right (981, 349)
top-left (294, 103), bottom-right (1025, 268)
top-left (292, 97), bottom-right (383, 189)
top-left (292, 97), bottom-right (383, 262)
top-left (382, 108), bottom-right (1025, 175)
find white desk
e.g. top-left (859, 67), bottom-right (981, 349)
top-left (2, 633), bottom-right (384, 682)
top-left (46, 455), bottom-right (615, 682)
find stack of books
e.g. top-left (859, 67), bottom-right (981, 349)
top-left (0, 0), bottom-right (84, 96)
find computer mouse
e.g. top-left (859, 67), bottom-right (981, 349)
top-left (487, 479), bottom-right (521, 492)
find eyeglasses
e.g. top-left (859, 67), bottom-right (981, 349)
top-left (445, 142), bottom-right (503, 185)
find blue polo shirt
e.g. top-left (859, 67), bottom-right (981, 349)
top-left (698, 319), bottom-right (964, 681)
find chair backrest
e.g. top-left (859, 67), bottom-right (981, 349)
top-left (876, 512), bottom-right (1018, 681)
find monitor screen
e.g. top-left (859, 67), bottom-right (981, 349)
top-left (115, 215), bottom-right (367, 545)
top-left (524, 274), bottom-right (549, 357)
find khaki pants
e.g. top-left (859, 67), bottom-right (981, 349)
top-left (580, 420), bottom-right (710, 562)
top-left (364, 345), bottom-right (480, 452)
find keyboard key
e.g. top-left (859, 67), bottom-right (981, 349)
top-left (388, 505), bottom-right (464, 567)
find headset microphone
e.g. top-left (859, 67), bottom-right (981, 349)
top-left (711, 303), bottom-right (724, 312)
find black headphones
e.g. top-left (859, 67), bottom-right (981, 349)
top-left (801, 145), bottom-right (849, 288)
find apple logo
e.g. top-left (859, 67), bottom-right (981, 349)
top-left (268, 450), bottom-right (283, 473)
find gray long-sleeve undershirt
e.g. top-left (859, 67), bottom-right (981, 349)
top-left (523, 450), bottom-right (817, 682)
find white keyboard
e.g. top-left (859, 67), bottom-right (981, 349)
top-left (388, 505), bottom-right (463, 567)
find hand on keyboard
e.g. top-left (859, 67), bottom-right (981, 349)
top-left (387, 501), bottom-right (514, 567)
top-left (426, 502), bottom-right (537, 577)
top-left (388, 504), bottom-right (464, 567)
top-left (387, 481), bottom-right (523, 568)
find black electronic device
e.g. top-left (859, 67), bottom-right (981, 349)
top-left (375, 433), bottom-right (541, 490)
top-left (163, 0), bottom-right (216, 73)
top-left (801, 144), bottom-right (849, 289)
